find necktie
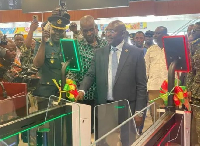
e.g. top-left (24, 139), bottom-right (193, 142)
top-left (112, 47), bottom-right (118, 87)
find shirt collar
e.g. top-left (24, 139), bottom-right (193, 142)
top-left (111, 40), bottom-right (124, 52)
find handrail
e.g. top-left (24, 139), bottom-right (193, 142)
top-left (172, 19), bottom-right (198, 35)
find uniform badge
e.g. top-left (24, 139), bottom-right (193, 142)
top-left (50, 53), bottom-right (55, 64)
top-left (50, 58), bottom-right (54, 64)
top-left (125, 49), bottom-right (128, 52)
top-left (57, 19), bottom-right (62, 25)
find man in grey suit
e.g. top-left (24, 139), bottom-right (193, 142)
top-left (77, 20), bottom-right (147, 145)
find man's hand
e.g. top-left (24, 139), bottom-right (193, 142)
top-left (30, 21), bottom-right (38, 32)
top-left (134, 115), bottom-right (143, 128)
top-left (76, 91), bottom-right (84, 102)
top-left (52, 7), bottom-right (60, 16)
top-left (42, 30), bottom-right (50, 43)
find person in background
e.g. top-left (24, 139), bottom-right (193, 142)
top-left (0, 39), bottom-right (17, 80)
top-left (179, 25), bottom-right (194, 86)
top-left (0, 31), bottom-right (15, 63)
top-left (77, 20), bottom-right (147, 145)
top-left (144, 30), bottom-right (154, 49)
top-left (134, 31), bottom-right (147, 134)
top-left (95, 24), bottom-right (99, 36)
top-left (67, 15), bottom-right (107, 133)
top-left (124, 30), bottom-right (131, 44)
top-left (145, 26), bottom-right (168, 121)
top-left (135, 31), bottom-right (147, 55)
top-left (21, 21), bottom-right (39, 67)
top-left (25, 20), bottom-right (38, 49)
top-left (129, 33), bottom-right (136, 45)
top-left (14, 33), bottom-right (24, 65)
top-left (101, 31), bottom-right (106, 39)
top-left (69, 22), bottom-right (83, 40)
top-left (186, 22), bottom-right (200, 146)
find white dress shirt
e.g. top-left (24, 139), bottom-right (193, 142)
top-left (144, 44), bottom-right (168, 91)
top-left (107, 41), bottom-right (124, 100)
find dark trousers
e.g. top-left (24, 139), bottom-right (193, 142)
top-left (120, 101), bottom-right (136, 146)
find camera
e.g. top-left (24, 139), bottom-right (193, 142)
top-left (0, 35), bottom-right (8, 45)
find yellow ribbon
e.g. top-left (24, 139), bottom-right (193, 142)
top-left (52, 79), bottom-right (66, 103)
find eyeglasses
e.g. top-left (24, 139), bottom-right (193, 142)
top-left (105, 29), bottom-right (116, 34)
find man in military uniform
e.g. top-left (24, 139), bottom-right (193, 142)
top-left (186, 21), bottom-right (200, 146)
top-left (33, 13), bottom-right (70, 98)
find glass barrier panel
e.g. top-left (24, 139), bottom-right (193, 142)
top-left (0, 92), bottom-right (26, 125)
top-left (92, 118), bottom-right (136, 146)
top-left (92, 107), bottom-right (144, 146)
top-left (94, 100), bottom-right (132, 140)
top-left (92, 102), bottom-right (167, 146)
top-left (47, 95), bottom-right (81, 146)
top-left (27, 95), bottom-right (50, 115)
top-left (0, 95), bottom-right (81, 146)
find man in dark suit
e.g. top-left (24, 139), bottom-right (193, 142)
top-left (77, 20), bottom-right (147, 145)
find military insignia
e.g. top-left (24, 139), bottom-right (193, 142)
top-left (125, 49), bottom-right (128, 52)
top-left (50, 59), bottom-right (54, 64)
top-left (50, 55), bottom-right (54, 64)
top-left (57, 19), bottom-right (62, 25)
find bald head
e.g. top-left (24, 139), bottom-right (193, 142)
top-left (154, 26), bottom-right (168, 47)
top-left (1, 39), bottom-right (16, 62)
top-left (107, 20), bottom-right (126, 32)
top-left (157, 26), bottom-right (168, 35)
top-left (80, 15), bottom-right (96, 43)
top-left (4, 39), bottom-right (16, 52)
top-left (80, 15), bottom-right (95, 28)
top-left (106, 20), bottom-right (126, 46)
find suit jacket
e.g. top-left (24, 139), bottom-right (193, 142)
top-left (79, 43), bottom-right (147, 111)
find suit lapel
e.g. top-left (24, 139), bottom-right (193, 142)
top-left (114, 43), bottom-right (130, 85)
top-left (103, 46), bottom-right (110, 85)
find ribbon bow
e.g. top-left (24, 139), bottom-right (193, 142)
top-left (150, 79), bottom-right (191, 111)
top-left (52, 79), bottom-right (78, 102)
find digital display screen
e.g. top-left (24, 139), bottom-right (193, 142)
top-left (21, 0), bottom-right (59, 13)
top-left (64, 0), bottom-right (129, 10)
